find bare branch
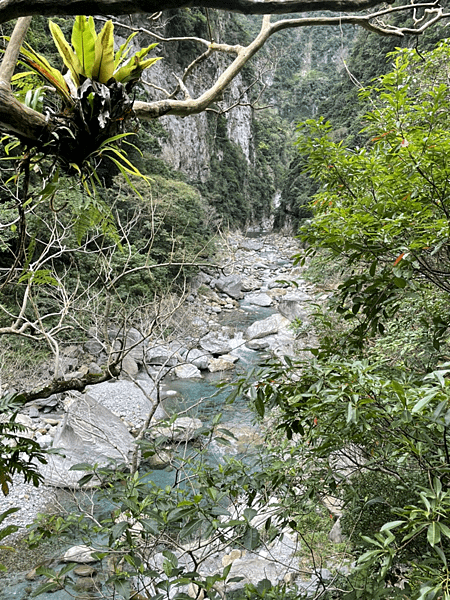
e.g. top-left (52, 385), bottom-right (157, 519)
top-left (0, 16), bottom-right (32, 88)
top-left (0, 0), bottom-right (434, 25)
top-left (132, 4), bottom-right (449, 120)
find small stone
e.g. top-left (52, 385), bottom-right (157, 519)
top-left (62, 545), bottom-right (97, 563)
top-left (284, 571), bottom-right (297, 584)
top-left (222, 549), bottom-right (242, 567)
top-left (42, 418), bottom-right (60, 426)
top-left (74, 565), bottom-right (97, 577)
top-left (25, 568), bottom-right (37, 581)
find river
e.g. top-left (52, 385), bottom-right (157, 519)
top-left (0, 230), bottom-right (319, 600)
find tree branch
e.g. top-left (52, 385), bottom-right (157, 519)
top-left (0, 0), bottom-right (424, 25)
top-left (0, 16), bottom-right (32, 88)
top-left (133, 4), bottom-right (448, 119)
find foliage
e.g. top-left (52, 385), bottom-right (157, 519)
top-left (19, 16), bottom-right (161, 102)
top-left (233, 39), bottom-right (450, 600)
top-left (240, 355), bottom-right (450, 599)
top-left (296, 41), bottom-right (450, 349)
top-left (0, 393), bottom-right (49, 571)
top-left (21, 415), bottom-right (289, 599)
top-left (275, 12), bottom-right (450, 230)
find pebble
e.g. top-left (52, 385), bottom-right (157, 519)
top-left (0, 474), bottom-right (58, 539)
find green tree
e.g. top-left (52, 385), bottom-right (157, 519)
top-left (298, 41), bottom-right (450, 348)
top-left (242, 40), bottom-right (450, 599)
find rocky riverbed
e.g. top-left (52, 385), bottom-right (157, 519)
top-left (0, 230), bottom-right (327, 598)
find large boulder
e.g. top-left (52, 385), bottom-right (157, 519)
top-left (109, 327), bottom-right (145, 363)
top-left (184, 348), bottom-right (211, 370)
top-left (199, 332), bottom-right (232, 355)
top-left (213, 274), bottom-right (243, 300)
top-left (87, 379), bottom-right (162, 428)
top-left (245, 293), bottom-right (272, 307)
top-left (146, 345), bottom-right (178, 367)
top-left (174, 364), bottom-right (202, 379)
top-left (40, 393), bottom-right (136, 487)
top-left (207, 355), bottom-right (238, 372)
top-left (245, 314), bottom-right (290, 340)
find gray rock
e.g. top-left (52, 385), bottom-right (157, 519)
top-left (246, 339), bottom-right (270, 350)
top-left (190, 271), bottom-right (213, 291)
top-left (207, 356), bottom-right (237, 372)
top-left (121, 355), bottom-right (139, 377)
top-left (62, 545), bottom-right (97, 563)
top-left (245, 314), bottom-right (290, 340)
top-left (83, 339), bottom-right (104, 356)
top-left (151, 417), bottom-right (203, 442)
top-left (16, 414), bottom-right (34, 428)
top-left (199, 332), bottom-right (232, 355)
top-left (268, 279), bottom-right (289, 289)
top-left (277, 299), bottom-right (307, 321)
top-left (174, 364), bottom-right (202, 379)
top-left (184, 348), bottom-right (211, 370)
top-left (214, 274), bottom-right (243, 299)
top-left (245, 293), bottom-right (272, 307)
top-left (40, 394), bottom-right (135, 487)
top-left (241, 277), bottom-right (262, 292)
top-left (36, 433), bottom-right (53, 448)
top-left (88, 362), bottom-right (103, 376)
top-left (216, 557), bottom-right (281, 594)
top-left (109, 327), bottom-right (145, 362)
top-left (145, 345), bottom-right (178, 367)
top-left (87, 379), bottom-right (156, 428)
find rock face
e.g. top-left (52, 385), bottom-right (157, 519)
top-left (40, 393), bottom-right (136, 487)
top-left (199, 332), bottom-right (232, 355)
top-left (213, 274), bottom-right (243, 300)
top-left (245, 314), bottom-right (290, 340)
top-left (87, 379), bottom-right (162, 429)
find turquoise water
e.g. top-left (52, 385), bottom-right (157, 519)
top-left (0, 303), bottom-right (276, 600)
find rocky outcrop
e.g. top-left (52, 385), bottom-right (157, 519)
top-left (39, 393), bottom-right (136, 487)
top-left (245, 314), bottom-right (290, 341)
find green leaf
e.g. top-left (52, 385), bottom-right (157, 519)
top-left (113, 44), bottom-right (160, 83)
top-left (111, 521), bottom-right (128, 540)
top-left (20, 43), bottom-right (72, 104)
top-left (427, 522), bottom-right (441, 547)
top-left (380, 520), bottom-right (405, 532)
top-left (439, 522), bottom-right (450, 539)
top-left (0, 508), bottom-right (20, 526)
top-left (71, 15), bottom-right (97, 78)
top-left (92, 20), bottom-right (115, 83)
top-left (254, 391), bottom-right (265, 418)
top-left (114, 32), bottom-right (138, 69)
top-left (0, 524), bottom-right (19, 542)
top-left (411, 391), bottom-right (438, 414)
top-left (31, 580), bottom-right (62, 597)
top-left (434, 544), bottom-right (447, 566)
top-left (49, 20), bottom-right (81, 87)
top-left (243, 526), bottom-right (260, 550)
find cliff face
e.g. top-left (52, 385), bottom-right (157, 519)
top-left (141, 41), bottom-right (253, 184)
top-left (130, 11), bottom-right (357, 226)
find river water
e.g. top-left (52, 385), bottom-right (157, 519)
top-left (0, 232), bottom-right (309, 599)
